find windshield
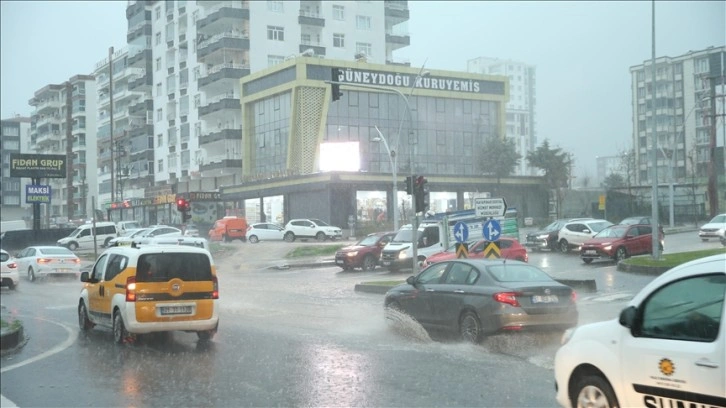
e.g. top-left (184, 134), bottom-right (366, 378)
top-left (543, 220), bottom-right (565, 231)
top-left (708, 214), bottom-right (726, 223)
top-left (130, 228), bottom-right (150, 237)
top-left (38, 247), bottom-right (74, 255)
top-left (70, 227), bottom-right (82, 237)
top-left (392, 229), bottom-right (420, 243)
top-left (594, 226), bottom-right (628, 238)
top-left (357, 235), bottom-right (381, 246)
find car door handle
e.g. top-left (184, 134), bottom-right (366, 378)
top-left (695, 359), bottom-right (719, 369)
top-left (425, 288), bottom-right (435, 292)
top-left (453, 290), bottom-right (465, 294)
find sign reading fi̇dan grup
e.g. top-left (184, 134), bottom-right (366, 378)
top-left (10, 153), bottom-right (67, 178)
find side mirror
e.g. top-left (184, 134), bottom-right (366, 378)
top-left (80, 271), bottom-right (90, 282)
top-left (406, 276), bottom-right (416, 286)
top-left (618, 306), bottom-right (640, 336)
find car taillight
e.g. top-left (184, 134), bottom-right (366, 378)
top-left (72, 258), bottom-right (81, 264)
top-left (7, 261), bottom-right (17, 269)
top-left (570, 291), bottom-right (577, 303)
top-left (212, 276), bottom-right (219, 299)
top-left (125, 276), bottom-right (137, 302)
top-left (37, 258), bottom-right (52, 264)
top-left (493, 292), bottom-right (521, 307)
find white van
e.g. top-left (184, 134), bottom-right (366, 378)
top-left (57, 222), bottom-right (118, 250)
top-left (1, 220), bottom-right (28, 233)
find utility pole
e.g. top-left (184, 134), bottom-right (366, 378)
top-left (65, 81), bottom-right (73, 219)
top-left (650, 0), bottom-right (660, 259)
top-left (109, 46), bottom-right (115, 203)
top-left (707, 71), bottom-right (719, 217)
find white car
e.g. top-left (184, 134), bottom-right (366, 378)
top-left (107, 228), bottom-right (150, 247)
top-left (112, 226), bottom-right (182, 247)
top-left (1, 249), bottom-right (19, 290)
top-left (246, 222), bottom-right (285, 243)
top-left (14, 246), bottom-right (81, 282)
top-left (557, 218), bottom-right (613, 252)
top-left (283, 219), bottom-right (342, 242)
top-left (142, 236), bottom-right (210, 250)
top-left (698, 213), bottom-right (726, 242)
top-left (554, 253), bottom-right (726, 408)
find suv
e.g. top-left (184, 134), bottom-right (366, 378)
top-left (557, 219), bottom-right (613, 253)
top-left (283, 219), bottom-right (342, 242)
top-left (335, 231), bottom-right (396, 271)
top-left (525, 218), bottom-right (592, 251)
top-left (580, 224), bottom-right (664, 264)
top-left (78, 245), bottom-right (219, 343)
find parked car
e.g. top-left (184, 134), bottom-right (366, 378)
top-left (246, 222), bottom-right (286, 243)
top-left (57, 222), bottom-right (119, 250)
top-left (557, 219), bottom-right (613, 253)
top-left (1, 249), bottom-right (19, 290)
top-left (335, 231), bottom-right (396, 271)
top-left (384, 259), bottom-right (578, 343)
top-left (524, 218), bottom-right (592, 251)
top-left (283, 219), bottom-right (342, 242)
top-left (116, 221), bottom-right (142, 237)
top-left (78, 244), bottom-right (219, 343)
top-left (107, 228), bottom-right (150, 247)
top-left (580, 224), bottom-right (664, 264)
top-left (14, 246), bottom-right (81, 282)
top-left (208, 217), bottom-right (248, 242)
top-left (554, 253), bottom-right (726, 408)
top-left (112, 226), bottom-right (181, 247)
top-left (183, 224), bottom-right (201, 237)
top-left (619, 215), bottom-right (664, 235)
top-left (423, 237), bottom-right (528, 267)
top-left (699, 213), bottom-right (726, 242)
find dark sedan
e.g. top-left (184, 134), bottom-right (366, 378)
top-left (384, 259), bottom-right (578, 343)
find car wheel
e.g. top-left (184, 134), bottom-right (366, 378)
top-left (197, 330), bottom-right (215, 342)
top-left (78, 301), bottom-right (94, 332)
top-left (68, 242), bottom-right (78, 251)
top-left (28, 267), bottom-right (36, 282)
top-left (583, 258), bottom-right (593, 264)
top-left (559, 239), bottom-right (569, 253)
top-left (384, 301), bottom-right (404, 324)
top-left (223, 234), bottom-right (230, 243)
top-left (571, 374), bottom-right (620, 408)
top-left (459, 311), bottom-right (483, 343)
top-left (721, 237), bottom-right (726, 247)
top-left (249, 235), bottom-right (259, 244)
top-left (315, 232), bottom-right (326, 241)
top-left (362, 254), bottom-right (377, 271)
top-left (113, 310), bottom-right (131, 344)
top-left (104, 237), bottom-right (112, 247)
top-left (284, 232), bottom-right (295, 242)
top-left (8, 281), bottom-right (16, 290)
top-left (614, 247), bottom-right (627, 262)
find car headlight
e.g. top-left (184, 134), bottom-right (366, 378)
top-left (603, 245), bottom-right (612, 251)
top-left (560, 327), bottom-right (576, 345)
top-left (537, 234), bottom-right (550, 240)
top-left (398, 252), bottom-right (408, 260)
top-left (347, 251), bottom-right (358, 257)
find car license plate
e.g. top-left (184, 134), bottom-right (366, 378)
top-left (584, 250), bottom-right (597, 255)
top-left (160, 305), bottom-right (193, 315)
top-left (335, 260), bottom-right (344, 265)
top-left (383, 261), bottom-right (391, 266)
top-left (532, 295), bottom-right (559, 303)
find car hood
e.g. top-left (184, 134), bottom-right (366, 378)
top-left (700, 221), bottom-right (726, 230)
top-left (338, 244), bottom-right (367, 253)
top-left (582, 237), bottom-right (620, 246)
top-left (527, 229), bottom-right (557, 237)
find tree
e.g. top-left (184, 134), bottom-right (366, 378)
top-left (477, 134), bottom-right (521, 195)
top-left (602, 173), bottom-right (626, 190)
top-left (526, 140), bottom-right (572, 218)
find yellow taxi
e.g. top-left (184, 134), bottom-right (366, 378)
top-left (78, 244), bottom-right (219, 343)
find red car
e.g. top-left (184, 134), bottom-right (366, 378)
top-left (423, 237), bottom-right (528, 267)
top-left (580, 224), bottom-right (665, 264)
top-left (335, 231), bottom-right (396, 271)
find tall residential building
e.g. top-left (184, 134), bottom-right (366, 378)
top-left (629, 46), bottom-right (725, 187)
top-left (467, 57), bottom-right (537, 176)
top-left (28, 76), bottom-right (98, 221)
top-left (1, 116), bottom-right (31, 221)
top-left (131, 0), bottom-right (409, 192)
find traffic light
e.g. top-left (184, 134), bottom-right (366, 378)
top-left (414, 176), bottom-right (429, 213)
top-left (176, 198), bottom-right (188, 212)
top-left (331, 68), bottom-right (343, 101)
top-left (405, 175), bottom-right (417, 195)
top-left (176, 197), bottom-right (192, 222)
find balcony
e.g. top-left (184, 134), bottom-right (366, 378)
top-left (200, 128), bottom-right (240, 146)
top-left (197, 31), bottom-right (250, 61)
top-left (385, 32), bottom-right (410, 48)
top-left (200, 159), bottom-right (242, 172)
top-left (128, 49), bottom-right (152, 67)
top-left (34, 98), bottom-right (63, 114)
top-left (198, 94), bottom-right (240, 118)
top-left (198, 63), bottom-right (250, 93)
top-left (299, 44), bottom-right (326, 57)
top-left (129, 99), bottom-right (153, 117)
top-left (197, 4), bottom-right (249, 35)
top-left (128, 74), bottom-right (151, 91)
top-left (35, 130), bottom-right (62, 147)
top-left (127, 21), bottom-right (152, 42)
top-left (384, 0), bottom-right (410, 21)
top-left (298, 10), bottom-right (325, 27)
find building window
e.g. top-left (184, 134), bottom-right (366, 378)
top-left (355, 42), bottom-right (372, 57)
top-left (268, 55), bottom-right (284, 67)
top-left (267, 26), bottom-right (284, 41)
top-left (155, 6), bottom-right (161, 19)
top-left (155, 32), bottom-right (162, 45)
top-left (156, 108), bottom-right (162, 122)
top-left (301, 33), bottom-right (311, 44)
top-left (267, 0), bottom-right (283, 12)
top-left (156, 58), bottom-right (161, 71)
top-left (157, 159), bottom-right (164, 173)
top-left (333, 5), bottom-right (344, 20)
top-left (333, 33), bottom-right (345, 48)
top-left (157, 133), bottom-right (163, 147)
top-left (156, 83), bottom-right (162, 96)
top-left (356, 15), bottom-right (371, 30)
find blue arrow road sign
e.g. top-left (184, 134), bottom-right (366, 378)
top-left (483, 219), bottom-right (501, 241)
top-left (454, 221), bottom-right (469, 243)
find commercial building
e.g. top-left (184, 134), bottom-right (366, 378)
top-left (27, 76), bottom-right (98, 224)
top-left (629, 45), bottom-right (725, 216)
top-left (467, 57), bottom-right (537, 176)
top-left (1, 116), bottom-right (31, 221)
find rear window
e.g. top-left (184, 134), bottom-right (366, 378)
top-left (136, 252), bottom-right (212, 282)
top-left (39, 247), bottom-right (74, 255)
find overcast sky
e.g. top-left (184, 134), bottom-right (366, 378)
top-left (1, 1), bottom-right (724, 180)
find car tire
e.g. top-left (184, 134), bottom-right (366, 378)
top-left (459, 311), bottom-right (483, 343)
top-left (614, 247), bottom-right (627, 262)
top-left (559, 239), bottom-right (569, 253)
top-left (197, 330), bottom-right (215, 342)
top-left (68, 242), bottom-right (78, 251)
top-left (78, 301), bottom-right (94, 332)
top-left (571, 374), bottom-right (620, 408)
top-left (28, 267), bottom-right (36, 282)
top-left (113, 310), bottom-right (130, 344)
top-left (362, 254), bottom-right (377, 271)
top-left (223, 234), bottom-right (230, 243)
top-left (721, 237), bottom-right (726, 247)
top-left (8, 281), bottom-right (16, 290)
top-left (249, 235), bottom-right (259, 244)
top-left (284, 232), bottom-right (295, 242)
top-left (315, 232), bottom-right (326, 241)
top-left (583, 258), bottom-right (593, 264)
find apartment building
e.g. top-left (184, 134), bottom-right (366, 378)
top-left (27, 76), bottom-right (98, 220)
top-left (467, 57), bottom-right (537, 176)
top-left (1, 116), bottom-right (31, 221)
top-left (132, 0), bottom-right (409, 196)
top-left (629, 46), bottom-right (725, 186)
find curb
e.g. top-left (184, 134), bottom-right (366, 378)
top-left (0, 306), bottom-right (26, 355)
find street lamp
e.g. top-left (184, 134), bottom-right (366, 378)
top-left (372, 125), bottom-right (398, 230)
